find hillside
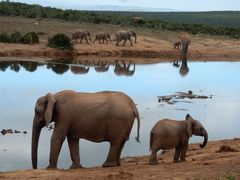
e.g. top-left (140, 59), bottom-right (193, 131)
top-left (0, 1), bottom-right (240, 38)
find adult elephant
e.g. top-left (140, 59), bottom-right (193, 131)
top-left (72, 31), bottom-right (91, 44)
top-left (93, 31), bottom-right (111, 44)
top-left (31, 90), bottom-right (140, 169)
top-left (115, 31), bottom-right (133, 46)
top-left (149, 114), bottom-right (208, 165)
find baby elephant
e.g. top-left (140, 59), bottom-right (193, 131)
top-left (149, 114), bottom-right (208, 165)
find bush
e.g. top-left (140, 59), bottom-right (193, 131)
top-left (47, 33), bottom-right (73, 50)
top-left (20, 32), bottom-right (39, 44)
top-left (0, 32), bottom-right (11, 42)
top-left (10, 31), bottom-right (21, 43)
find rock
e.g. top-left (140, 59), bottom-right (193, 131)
top-left (1, 129), bottom-right (13, 135)
top-left (216, 145), bottom-right (238, 153)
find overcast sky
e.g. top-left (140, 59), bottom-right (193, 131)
top-left (9, 0), bottom-right (240, 11)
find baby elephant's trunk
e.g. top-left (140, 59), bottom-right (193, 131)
top-left (200, 128), bottom-right (208, 148)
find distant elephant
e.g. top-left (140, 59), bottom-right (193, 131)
top-left (72, 31), bottom-right (91, 44)
top-left (115, 31), bottom-right (133, 46)
top-left (128, 31), bottom-right (137, 43)
top-left (93, 31), bottom-right (111, 44)
top-left (149, 114), bottom-right (208, 165)
top-left (31, 90), bottom-right (140, 169)
top-left (174, 41), bottom-right (181, 49)
top-left (94, 61), bottom-right (110, 73)
top-left (70, 65), bottom-right (89, 74)
top-left (114, 60), bottom-right (135, 76)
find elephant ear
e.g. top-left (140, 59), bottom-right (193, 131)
top-left (44, 93), bottom-right (56, 128)
top-left (185, 114), bottom-right (193, 137)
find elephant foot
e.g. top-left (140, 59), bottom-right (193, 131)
top-left (46, 164), bottom-right (57, 169)
top-left (102, 161), bottom-right (117, 168)
top-left (149, 159), bottom-right (159, 165)
top-left (173, 160), bottom-right (180, 163)
top-left (70, 163), bottom-right (82, 169)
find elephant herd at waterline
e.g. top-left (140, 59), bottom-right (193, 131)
top-left (31, 90), bottom-right (208, 169)
top-left (71, 30), bottom-right (137, 46)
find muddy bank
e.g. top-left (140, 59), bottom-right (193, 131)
top-left (1, 138), bottom-right (240, 179)
top-left (1, 34), bottom-right (240, 62)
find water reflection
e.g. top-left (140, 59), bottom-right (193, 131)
top-left (94, 61), bottom-right (110, 73)
top-left (173, 57), bottom-right (189, 76)
top-left (114, 60), bottom-right (135, 76)
top-left (0, 60), bottom-right (136, 77)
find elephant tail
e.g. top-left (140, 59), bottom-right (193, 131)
top-left (149, 132), bottom-right (153, 151)
top-left (134, 108), bottom-right (140, 143)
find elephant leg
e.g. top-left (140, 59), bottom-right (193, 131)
top-left (173, 146), bottom-right (181, 163)
top-left (85, 37), bottom-right (89, 44)
top-left (149, 139), bottom-right (160, 165)
top-left (180, 144), bottom-right (188, 162)
top-left (67, 136), bottom-right (82, 169)
top-left (123, 39), bottom-right (127, 47)
top-left (103, 141), bottom-right (121, 167)
top-left (129, 39), bottom-right (133, 46)
top-left (47, 130), bottom-right (66, 169)
top-left (117, 140), bottom-right (126, 166)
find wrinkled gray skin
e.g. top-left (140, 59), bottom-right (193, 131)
top-left (32, 90), bottom-right (140, 169)
top-left (93, 31), bottom-right (111, 44)
top-left (115, 31), bottom-right (134, 46)
top-left (114, 60), bottom-right (135, 76)
top-left (149, 114), bottom-right (208, 165)
top-left (72, 31), bottom-right (91, 44)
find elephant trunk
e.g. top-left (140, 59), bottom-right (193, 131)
top-left (31, 116), bottom-right (44, 169)
top-left (199, 128), bottom-right (208, 148)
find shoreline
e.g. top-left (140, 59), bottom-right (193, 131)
top-left (1, 36), bottom-right (240, 64)
top-left (1, 138), bottom-right (240, 179)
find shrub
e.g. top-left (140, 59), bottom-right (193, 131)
top-left (0, 32), bottom-right (11, 43)
top-left (10, 31), bottom-right (21, 43)
top-left (47, 33), bottom-right (73, 50)
top-left (20, 32), bottom-right (39, 44)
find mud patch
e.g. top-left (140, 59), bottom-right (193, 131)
top-left (216, 145), bottom-right (238, 153)
top-left (106, 171), bottom-right (133, 180)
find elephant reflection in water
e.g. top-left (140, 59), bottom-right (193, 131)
top-left (70, 60), bottom-right (90, 74)
top-left (172, 57), bottom-right (189, 76)
top-left (114, 60), bottom-right (135, 76)
top-left (47, 63), bottom-right (69, 75)
top-left (173, 33), bottom-right (191, 76)
top-left (94, 61), bottom-right (110, 73)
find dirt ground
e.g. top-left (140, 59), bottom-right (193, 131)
top-left (1, 17), bottom-right (240, 63)
top-left (1, 34), bottom-right (240, 64)
top-left (1, 139), bottom-right (240, 179)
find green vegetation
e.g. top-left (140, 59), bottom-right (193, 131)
top-left (10, 31), bottom-right (21, 43)
top-left (0, 31), bottom-right (39, 44)
top-left (0, 32), bottom-right (11, 42)
top-left (20, 32), bottom-right (39, 44)
top-left (0, 1), bottom-right (240, 38)
top-left (48, 33), bottom-right (73, 50)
